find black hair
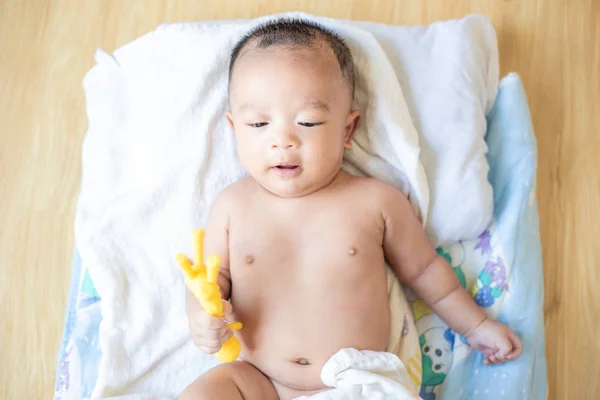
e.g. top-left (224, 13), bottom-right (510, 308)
top-left (228, 18), bottom-right (355, 96)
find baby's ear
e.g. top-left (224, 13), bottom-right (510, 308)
top-left (225, 110), bottom-right (235, 130)
top-left (344, 110), bottom-right (360, 149)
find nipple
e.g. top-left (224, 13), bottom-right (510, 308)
top-left (348, 247), bottom-right (357, 256)
top-left (244, 255), bottom-right (254, 265)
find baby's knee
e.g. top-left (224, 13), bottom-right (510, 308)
top-left (179, 361), bottom-right (277, 400)
top-left (179, 363), bottom-right (235, 400)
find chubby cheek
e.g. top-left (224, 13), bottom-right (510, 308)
top-left (304, 133), bottom-right (345, 167)
top-left (235, 131), bottom-right (264, 173)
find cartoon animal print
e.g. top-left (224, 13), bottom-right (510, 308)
top-left (472, 257), bottom-right (509, 308)
top-left (474, 230), bottom-right (492, 255)
top-left (418, 327), bottom-right (456, 400)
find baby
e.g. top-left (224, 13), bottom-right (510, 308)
top-left (181, 19), bottom-right (522, 400)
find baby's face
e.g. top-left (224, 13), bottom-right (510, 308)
top-left (227, 45), bottom-right (359, 198)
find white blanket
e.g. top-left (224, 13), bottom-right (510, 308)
top-left (76, 12), bottom-right (497, 398)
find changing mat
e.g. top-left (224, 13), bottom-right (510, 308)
top-left (56, 74), bottom-right (547, 400)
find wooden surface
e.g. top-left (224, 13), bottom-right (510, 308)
top-left (1, 0), bottom-right (598, 398)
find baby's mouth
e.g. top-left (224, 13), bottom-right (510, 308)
top-left (275, 164), bottom-right (299, 170)
top-left (272, 164), bottom-right (301, 177)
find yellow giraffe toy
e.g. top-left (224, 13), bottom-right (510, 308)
top-left (176, 229), bottom-right (243, 363)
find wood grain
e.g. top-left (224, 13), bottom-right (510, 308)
top-left (1, 1), bottom-right (598, 398)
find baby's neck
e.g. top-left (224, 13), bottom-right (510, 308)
top-left (256, 169), bottom-right (349, 199)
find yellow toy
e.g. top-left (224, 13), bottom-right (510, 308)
top-left (176, 229), bottom-right (243, 363)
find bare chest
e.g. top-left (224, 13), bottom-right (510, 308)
top-left (228, 203), bottom-right (385, 283)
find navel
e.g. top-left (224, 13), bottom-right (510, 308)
top-left (244, 254), bottom-right (254, 265)
top-left (348, 246), bottom-right (357, 256)
top-left (294, 358), bottom-right (311, 366)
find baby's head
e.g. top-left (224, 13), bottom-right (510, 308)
top-left (226, 19), bottom-right (360, 198)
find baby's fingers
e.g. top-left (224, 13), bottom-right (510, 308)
top-left (192, 311), bottom-right (227, 330)
top-left (493, 332), bottom-right (517, 362)
top-left (193, 330), bottom-right (234, 354)
top-left (492, 330), bottom-right (523, 364)
top-left (506, 331), bottom-right (523, 360)
top-left (189, 313), bottom-right (227, 340)
top-left (484, 352), bottom-right (498, 365)
top-left (201, 325), bottom-right (228, 340)
top-left (480, 347), bottom-right (495, 365)
top-left (222, 300), bottom-right (236, 322)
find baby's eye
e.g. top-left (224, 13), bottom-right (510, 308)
top-left (248, 122), bottom-right (268, 128)
top-left (298, 122), bottom-right (324, 127)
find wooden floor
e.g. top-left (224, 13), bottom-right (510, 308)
top-left (1, 0), bottom-right (598, 398)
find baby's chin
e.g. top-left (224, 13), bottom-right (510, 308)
top-left (261, 181), bottom-right (318, 198)
top-left (255, 176), bottom-right (328, 199)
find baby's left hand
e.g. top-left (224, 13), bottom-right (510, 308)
top-left (466, 318), bottom-right (523, 365)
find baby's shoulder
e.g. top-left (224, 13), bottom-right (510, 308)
top-left (345, 175), bottom-right (407, 201)
top-left (211, 177), bottom-right (255, 210)
top-left (343, 175), bottom-right (412, 218)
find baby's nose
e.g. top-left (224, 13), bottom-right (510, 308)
top-left (271, 132), bottom-right (299, 150)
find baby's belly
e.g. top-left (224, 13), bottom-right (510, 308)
top-left (230, 263), bottom-right (391, 392)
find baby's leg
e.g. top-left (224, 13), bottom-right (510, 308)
top-left (179, 361), bottom-right (279, 400)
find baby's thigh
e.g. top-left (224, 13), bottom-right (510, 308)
top-left (179, 361), bottom-right (278, 400)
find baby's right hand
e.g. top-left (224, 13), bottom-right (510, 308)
top-left (187, 297), bottom-right (235, 354)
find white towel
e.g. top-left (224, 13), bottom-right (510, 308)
top-left (294, 348), bottom-right (419, 400)
top-left (76, 12), bottom-right (497, 398)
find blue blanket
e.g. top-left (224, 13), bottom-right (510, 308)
top-left (434, 73), bottom-right (547, 399)
top-left (54, 73), bottom-right (547, 400)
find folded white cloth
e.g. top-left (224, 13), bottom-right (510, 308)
top-left (76, 12), bottom-right (497, 398)
top-left (357, 17), bottom-right (498, 244)
top-left (294, 348), bottom-right (420, 400)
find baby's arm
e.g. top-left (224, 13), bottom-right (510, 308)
top-left (379, 185), bottom-right (484, 334)
top-left (379, 183), bottom-right (521, 363)
top-left (186, 189), bottom-right (233, 309)
top-left (185, 188), bottom-right (235, 354)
